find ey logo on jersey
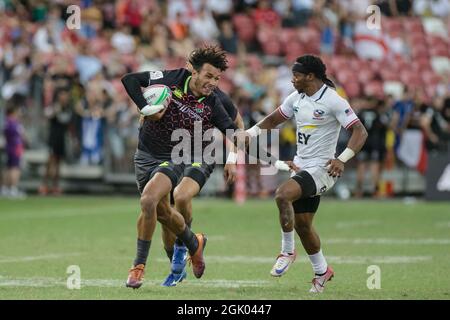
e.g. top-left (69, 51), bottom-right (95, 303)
top-left (298, 132), bottom-right (311, 145)
top-left (313, 109), bottom-right (325, 120)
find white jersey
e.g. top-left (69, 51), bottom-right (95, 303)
top-left (278, 84), bottom-right (359, 169)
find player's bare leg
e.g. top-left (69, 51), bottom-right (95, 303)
top-left (270, 179), bottom-right (302, 276)
top-left (157, 191), bottom-right (207, 280)
top-left (161, 177), bottom-right (200, 286)
top-left (295, 213), bottom-right (334, 293)
top-left (127, 173), bottom-right (172, 289)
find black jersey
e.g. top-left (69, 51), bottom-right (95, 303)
top-left (122, 68), bottom-right (237, 160)
top-left (358, 108), bottom-right (389, 150)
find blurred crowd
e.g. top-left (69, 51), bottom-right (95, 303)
top-left (0, 0), bottom-right (449, 198)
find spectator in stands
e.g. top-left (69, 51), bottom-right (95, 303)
top-left (75, 88), bottom-right (106, 165)
top-left (252, 0), bottom-right (281, 28)
top-left (2, 104), bottom-right (26, 198)
top-left (218, 19), bottom-right (239, 54)
top-left (39, 88), bottom-right (73, 195)
top-left (190, 5), bottom-right (220, 42)
top-left (391, 87), bottom-right (414, 153)
top-left (291, 0), bottom-right (315, 26)
top-left (413, 0), bottom-right (450, 18)
top-left (355, 98), bottom-right (390, 197)
top-left (420, 96), bottom-right (450, 153)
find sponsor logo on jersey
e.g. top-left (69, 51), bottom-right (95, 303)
top-left (313, 109), bottom-right (325, 120)
top-left (172, 88), bottom-right (184, 99)
top-left (194, 103), bottom-right (204, 113)
top-left (149, 71), bottom-right (163, 80)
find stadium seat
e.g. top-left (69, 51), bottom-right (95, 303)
top-left (364, 81), bottom-right (384, 98)
top-left (232, 14), bottom-right (256, 43)
top-left (422, 70), bottom-right (442, 86)
top-left (336, 69), bottom-right (353, 84)
top-left (403, 18), bottom-right (424, 33)
top-left (382, 17), bottom-right (403, 33)
top-left (342, 81), bottom-right (361, 99)
top-left (357, 67), bottom-right (375, 83)
top-left (284, 41), bottom-right (306, 61)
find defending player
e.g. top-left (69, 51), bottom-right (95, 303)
top-left (245, 55), bottom-right (368, 293)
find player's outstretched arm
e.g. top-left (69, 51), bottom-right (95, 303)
top-left (327, 121), bottom-right (368, 178)
top-left (246, 108), bottom-right (289, 137)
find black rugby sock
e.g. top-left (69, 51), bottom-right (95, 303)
top-left (176, 226), bottom-right (199, 256)
top-left (134, 238), bottom-right (151, 266)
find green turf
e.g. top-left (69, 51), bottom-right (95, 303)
top-left (0, 196), bottom-right (449, 300)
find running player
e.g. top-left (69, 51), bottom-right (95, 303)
top-left (121, 45), bottom-right (239, 289)
top-left (245, 55), bottom-right (368, 293)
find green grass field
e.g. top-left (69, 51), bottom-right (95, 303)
top-left (0, 196), bottom-right (449, 300)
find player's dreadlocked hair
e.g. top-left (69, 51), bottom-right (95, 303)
top-left (294, 55), bottom-right (336, 88)
top-left (188, 45), bottom-right (228, 72)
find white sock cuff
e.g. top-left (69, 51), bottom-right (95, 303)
top-left (308, 249), bottom-right (328, 275)
top-left (281, 230), bottom-right (295, 254)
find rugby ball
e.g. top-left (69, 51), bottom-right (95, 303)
top-left (141, 84), bottom-right (172, 116)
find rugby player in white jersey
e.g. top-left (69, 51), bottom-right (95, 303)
top-left (245, 55), bottom-right (368, 293)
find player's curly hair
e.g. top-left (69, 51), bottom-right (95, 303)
top-left (296, 55), bottom-right (336, 88)
top-left (188, 45), bottom-right (228, 72)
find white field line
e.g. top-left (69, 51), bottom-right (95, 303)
top-left (0, 253), bottom-right (81, 263)
top-left (325, 238), bottom-right (450, 245)
top-left (157, 255), bottom-right (432, 264)
top-left (335, 220), bottom-right (380, 229)
top-left (0, 277), bottom-right (270, 288)
top-left (435, 222), bottom-right (450, 228)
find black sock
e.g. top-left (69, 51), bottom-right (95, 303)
top-left (165, 247), bottom-right (174, 262)
top-left (134, 238), bottom-right (151, 266)
top-left (175, 220), bottom-right (192, 246)
top-left (176, 225), bottom-right (198, 256)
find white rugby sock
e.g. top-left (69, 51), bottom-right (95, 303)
top-left (281, 230), bottom-right (295, 254)
top-left (308, 249), bottom-right (328, 275)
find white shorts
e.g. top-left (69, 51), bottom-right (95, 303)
top-left (292, 157), bottom-right (337, 196)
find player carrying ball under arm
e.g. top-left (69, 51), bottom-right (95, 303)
top-left (121, 45), bottom-right (240, 289)
top-left (245, 55), bottom-right (368, 293)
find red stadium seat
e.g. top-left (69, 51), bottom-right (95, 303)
top-left (279, 28), bottom-right (299, 46)
top-left (364, 81), bottom-right (384, 98)
top-left (336, 69), bottom-right (353, 84)
top-left (380, 68), bottom-right (400, 81)
top-left (411, 45), bottom-right (429, 59)
top-left (403, 18), bottom-right (424, 33)
top-left (232, 14), bottom-right (256, 43)
top-left (430, 44), bottom-right (449, 57)
top-left (422, 70), bottom-right (442, 86)
top-left (284, 41), bottom-right (306, 61)
top-left (357, 67), bottom-right (375, 83)
top-left (382, 17), bottom-right (403, 33)
top-left (342, 81), bottom-right (361, 99)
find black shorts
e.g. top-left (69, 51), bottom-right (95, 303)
top-left (357, 144), bottom-right (385, 162)
top-left (183, 162), bottom-right (215, 190)
top-left (134, 149), bottom-right (184, 194)
top-left (291, 170), bottom-right (321, 214)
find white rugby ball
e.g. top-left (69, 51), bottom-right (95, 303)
top-left (141, 84), bottom-right (172, 116)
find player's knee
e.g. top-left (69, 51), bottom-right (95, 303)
top-left (140, 193), bottom-right (158, 214)
top-left (295, 222), bottom-right (313, 235)
top-left (275, 187), bottom-right (292, 204)
top-left (173, 190), bottom-right (192, 207)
